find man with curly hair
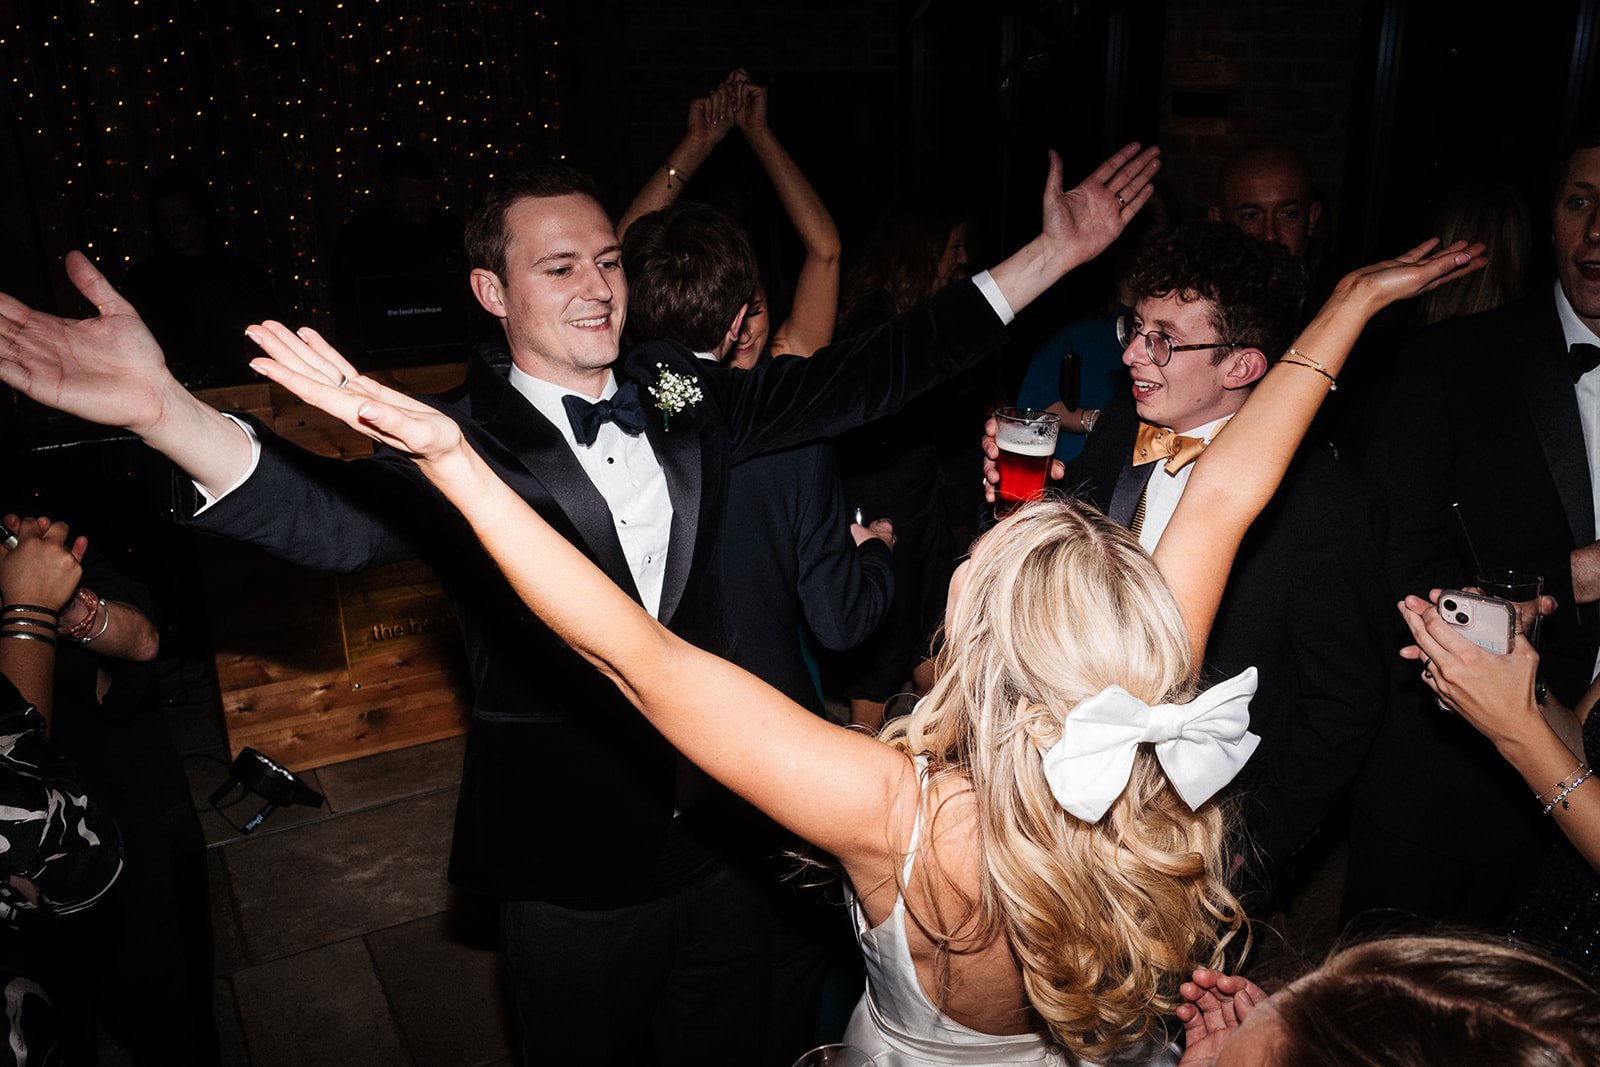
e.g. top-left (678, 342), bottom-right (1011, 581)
top-left (1065, 222), bottom-right (1389, 898)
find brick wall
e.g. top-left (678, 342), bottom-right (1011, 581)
top-left (1157, 0), bottom-right (1365, 225)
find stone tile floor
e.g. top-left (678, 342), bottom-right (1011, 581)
top-left (98, 655), bottom-right (516, 1067)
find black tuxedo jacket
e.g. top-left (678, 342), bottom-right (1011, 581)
top-left (187, 280), bottom-right (1005, 900)
top-left (1069, 392), bottom-right (1390, 872)
top-left (1357, 291), bottom-right (1597, 860)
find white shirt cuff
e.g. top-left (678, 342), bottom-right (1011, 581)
top-left (192, 414), bottom-right (262, 514)
top-left (971, 270), bottom-right (1015, 326)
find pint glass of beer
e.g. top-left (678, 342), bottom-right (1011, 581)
top-left (994, 406), bottom-right (1059, 514)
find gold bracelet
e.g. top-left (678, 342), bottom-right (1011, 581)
top-left (1281, 351), bottom-right (1337, 390)
top-left (663, 161), bottom-right (691, 190)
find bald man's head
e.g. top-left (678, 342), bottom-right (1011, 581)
top-left (1208, 143), bottom-right (1321, 257)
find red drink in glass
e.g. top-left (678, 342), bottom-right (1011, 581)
top-left (994, 407), bottom-right (1059, 514)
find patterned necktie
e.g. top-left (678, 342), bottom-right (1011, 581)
top-left (1571, 343), bottom-right (1600, 384)
top-left (561, 382), bottom-right (648, 446)
top-left (1132, 421), bottom-right (1209, 475)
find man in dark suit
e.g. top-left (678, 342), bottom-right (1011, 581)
top-left (1345, 131), bottom-right (1600, 928)
top-left (0, 147), bottom-right (1161, 1062)
top-left (621, 201), bottom-right (895, 715)
top-left (1001, 223), bottom-right (1390, 894)
top-left (622, 201), bottom-right (894, 1064)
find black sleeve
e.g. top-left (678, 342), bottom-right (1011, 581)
top-left (793, 445), bottom-right (894, 651)
top-left (691, 279), bottom-right (1008, 462)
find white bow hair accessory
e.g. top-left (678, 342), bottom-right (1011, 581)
top-left (1040, 668), bottom-right (1260, 822)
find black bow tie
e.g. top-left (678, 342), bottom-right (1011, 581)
top-left (1572, 343), bottom-right (1600, 383)
top-left (561, 382), bottom-right (648, 446)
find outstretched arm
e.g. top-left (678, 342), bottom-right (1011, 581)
top-left (985, 144), bottom-right (1160, 314)
top-left (732, 77), bottom-right (842, 357)
top-left (0, 253), bottom-right (256, 499)
top-left (617, 72), bottom-right (743, 240)
top-left (1155, 240), bottom-right (1486, 657)
top-left (245, 324), bottom-right (915, 875)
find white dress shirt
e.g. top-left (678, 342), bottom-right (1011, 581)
top-left (197, 367), bottom-right (674, 620)
top-left (1136, 414), bottom-right (1234, 554)
top-left (508, 366), bottom-right (673, 620)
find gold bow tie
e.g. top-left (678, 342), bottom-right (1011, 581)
top-left (1133, 422), bottom-right (1208, 474)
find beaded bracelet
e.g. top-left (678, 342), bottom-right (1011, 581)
top-left (1541, 764), bottom-right (1594, 816)
top-left (59, 588), bottom-right (103, 641)
top-left (1537, 761), bottom-right (1589, 802)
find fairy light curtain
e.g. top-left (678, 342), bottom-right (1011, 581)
top-left (6, 0), bottom-right (562, 321)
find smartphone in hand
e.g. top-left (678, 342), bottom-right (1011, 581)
top-left (1438, 589), bottom-right (1516, 654)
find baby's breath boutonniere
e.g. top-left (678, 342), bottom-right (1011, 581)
top-left (648, 363), bottom-right (703, 430)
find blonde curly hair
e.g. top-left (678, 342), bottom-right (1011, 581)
top-left (880, 499), bottom-right (1246, 1060)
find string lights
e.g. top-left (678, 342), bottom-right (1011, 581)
top-left (8, 0), bottom-right (562, 323)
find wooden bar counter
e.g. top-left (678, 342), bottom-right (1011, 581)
top-left (194, 364), bottom-right (473, 771)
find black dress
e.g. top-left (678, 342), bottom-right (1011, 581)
top-left (1510, 707), bottom-right (1600, 981)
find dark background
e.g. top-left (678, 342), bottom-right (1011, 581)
top-left (0, 0), bottom-right (1596, 590)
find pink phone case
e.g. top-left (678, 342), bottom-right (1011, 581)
top-left (1438, 589), bottom-right (1516, 654)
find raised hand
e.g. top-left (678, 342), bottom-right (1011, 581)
top-left (245, 323), bottom-right (467, 468)
top-left (1175, 967), bottom-right (1270, 1067)
top-left (1332, 238), bottom-right (1488, 315)
top-left (986, 144), bottom-right (1161, 315)
top-left (0, 252), bottom-right (185, 436)
top-left (1042, 143), bottom-right (1161, 272)
top-left (0, 517), bottom-right (86, 613)
top-left (686, 91), bottom-right (737, 151)
top-left (690, 70), bottom-right (747, 146)
top-left (733, 77), bottom-right (768, 136)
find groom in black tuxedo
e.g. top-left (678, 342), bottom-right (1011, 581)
top-left (0, 147), bottom-right (1161, 1063)
top-left (1050, 223), bottom-right (1390, 895)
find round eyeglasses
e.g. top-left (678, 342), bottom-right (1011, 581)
top-left (1115, 315), bottom-right (1241, 367)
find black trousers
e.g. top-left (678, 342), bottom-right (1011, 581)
top-left (500, 845), bottom-right (769, 1066)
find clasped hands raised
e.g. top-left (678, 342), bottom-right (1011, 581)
top-left (0, 514), bottom-right (86, 616)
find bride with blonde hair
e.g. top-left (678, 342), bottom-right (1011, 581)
top-left (246, 229), bottom-right (1481, 1065)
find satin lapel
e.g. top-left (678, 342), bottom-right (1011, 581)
top-left (639, 372), bottom-right (704, 628)
top-left (470, 361), bottom-right (644, 605)
top-left (1515, 303), bottom-right (1595, 546)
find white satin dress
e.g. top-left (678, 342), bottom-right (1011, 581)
top-left (841, 763), bottom-right (1181, 1067)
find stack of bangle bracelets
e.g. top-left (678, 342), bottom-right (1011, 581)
top-left (1539, 762), bottom-right (1593, 817)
